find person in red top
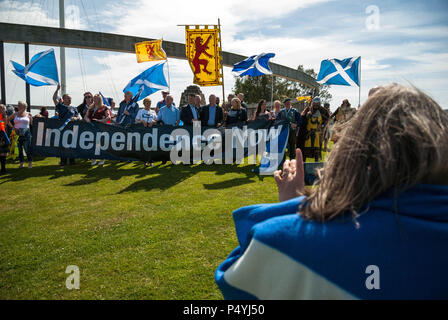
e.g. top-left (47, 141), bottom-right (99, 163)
top-left (84, 94), bottom-right (111, 166)
top-left (84, 94), bottom-right (111, 124)
top-left (40, 107), bottom-right (49, 118)
top-left (0, 104), bottom-right (9, 174)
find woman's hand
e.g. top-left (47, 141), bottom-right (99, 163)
top-left (274, 148), bottom-right (305, 202)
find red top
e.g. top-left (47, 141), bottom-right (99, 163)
top-left (86, 107), bottom-right (109, 121)
top-left (0, 113), bottom-right (5, 132)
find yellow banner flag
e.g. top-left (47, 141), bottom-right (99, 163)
top-left (297, 96), bottom-right (312, 102)
top-left (135, 39), bottom-right (167, 63)
top-left (185, 26), bottom-right (222, 86)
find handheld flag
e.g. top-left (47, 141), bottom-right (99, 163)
top-left (232, 53), bottom-right (275, 77)
top-left (135, 39), bottom-right (167, 63)
top-left (117, 86), bottom-right (144, 125)
top-left (99, 92), bottom-right (111, 107)
top-left (185, 25), bottom-right (222, 86)
top-left (10, 48), bottom-right (59, 86)
top-left (123, 62), bottom-right (169, 101)
top-left (296, 96), bottom-right (312, 103)
top-left (317, 57), bottom-right (360, 87)
top-left (257, 124), bottom-right (289, 175)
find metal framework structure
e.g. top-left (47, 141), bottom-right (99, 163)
top-left (0, 22), bottom-right (319, 106)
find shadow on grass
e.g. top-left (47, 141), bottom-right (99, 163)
top-left (0, 158), bottom-right (262, 193)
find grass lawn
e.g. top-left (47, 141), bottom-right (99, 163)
top-left (0, 156), bottom-right (280, 299)
top-left (0, 140), bottom-right (331, 300)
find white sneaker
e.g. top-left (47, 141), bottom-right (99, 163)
top-left (98, 160), bottom-right (105, 166)
top-left (91, 160), bottom-right (97, 166)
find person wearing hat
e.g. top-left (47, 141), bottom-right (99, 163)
top-left (155, 90), bottom-right (176, 115)
top-left (276, 98), bottom-right (302, 159)
top-left (300, 97), bottom-right (326, 162)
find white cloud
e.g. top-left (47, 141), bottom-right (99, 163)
top-left (1, 0), bottom-right (447, 111)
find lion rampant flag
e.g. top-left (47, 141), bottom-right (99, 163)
top-left (185, 26), bottom-right (222, 86)
top-left (135, 39), bottom-right (167, 63)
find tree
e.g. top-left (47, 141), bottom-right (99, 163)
top-left (232, 65), bottom-right (332, 107)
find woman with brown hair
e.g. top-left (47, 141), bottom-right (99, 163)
top-left (252, 99), bottom-right (272, 121)
top-left (216, 84), bottom-right (448, 299)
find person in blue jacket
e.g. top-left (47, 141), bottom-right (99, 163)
top-left (116, 91), bottom-right (139, 126)
top-left (215, 83), bottom-right (448, 299)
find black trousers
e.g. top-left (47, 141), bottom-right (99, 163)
top-left (287, 128), bottom-right (297, 159)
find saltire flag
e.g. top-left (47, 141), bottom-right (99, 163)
top-left (117, 86), bottom-right (144, 125)
top-left (123, 61), bottom-right (169, 102)
top-left (10, 48), bottom-right (59, 86)
top-left (256, 124), bottom-right (289, 175)
top-left (99, 91), bottom-right (111, 107)
top-left (135, 39), bottom-right (167, 63)
top-left (317, 56), bottom-right (360, 87)
top-left (232, 53), bottom-right (275, 77)
top-left (185, 25), bottom-right (222, 86)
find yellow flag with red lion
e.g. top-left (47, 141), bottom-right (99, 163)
top-left (185, 26), bottom-right (222, 86)
top-left (135, 39), bottom-right (167, 63)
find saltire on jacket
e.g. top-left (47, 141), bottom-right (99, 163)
top-left (215, 184), bottom-right (448, 299)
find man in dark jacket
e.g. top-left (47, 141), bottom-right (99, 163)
top-left (200, 94), bottom-right (224, 127)
top-left (276, 98), bottom-right (302, 159)
top-left (180, 93), bottom-right (200, 125)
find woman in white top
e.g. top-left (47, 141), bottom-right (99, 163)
top-left (135, 98), bottom-right (156, 127)
top-left (135, 98), bottom-right (156, 167)
top-left (6, 101), bottom-right (33, 168)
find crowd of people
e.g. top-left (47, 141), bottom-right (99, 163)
top-left (0, 83), bottom-right (356, 173)
top-left (2, 82), bottom-right (447, 298)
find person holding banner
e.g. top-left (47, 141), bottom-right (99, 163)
top-left (77, 92), bottom-right (94, 119)
top-left (84, 94), bottom-right (111, 124)
top-left (156, 95), bottom-right (180, 126)
top-left (252, 99), bottom-right (273, 121)
top-left (117, 91), bottom-right (139, 126)
top-left (84, 94), bottom-right (111, 166)
top-left (276, 98), bottom-right (302, 160)
top-left (200, 94), bottom-right (224, 128)
top-left (135, 98), bottom-right (157, 127)
top-left (53, 84), bottom-right (81, 168)
top-left (225, 97), bottom-right (248, 127)
top-left (6, 101), bottom-right (33, 169)
top-left (180, 94), bottom-right (200, 126)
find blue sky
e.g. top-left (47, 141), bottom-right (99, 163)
top-left (0, 0), bottom-right (447, 111)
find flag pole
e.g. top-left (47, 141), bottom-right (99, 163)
top-left (271, 74), bottom-right (274, 108)
top-left (358, 56), bottom-right (361, 109)
top-left (218, 18), bottom-right (225, 106)
top-left (162, 37), bottom-right (171, 92)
